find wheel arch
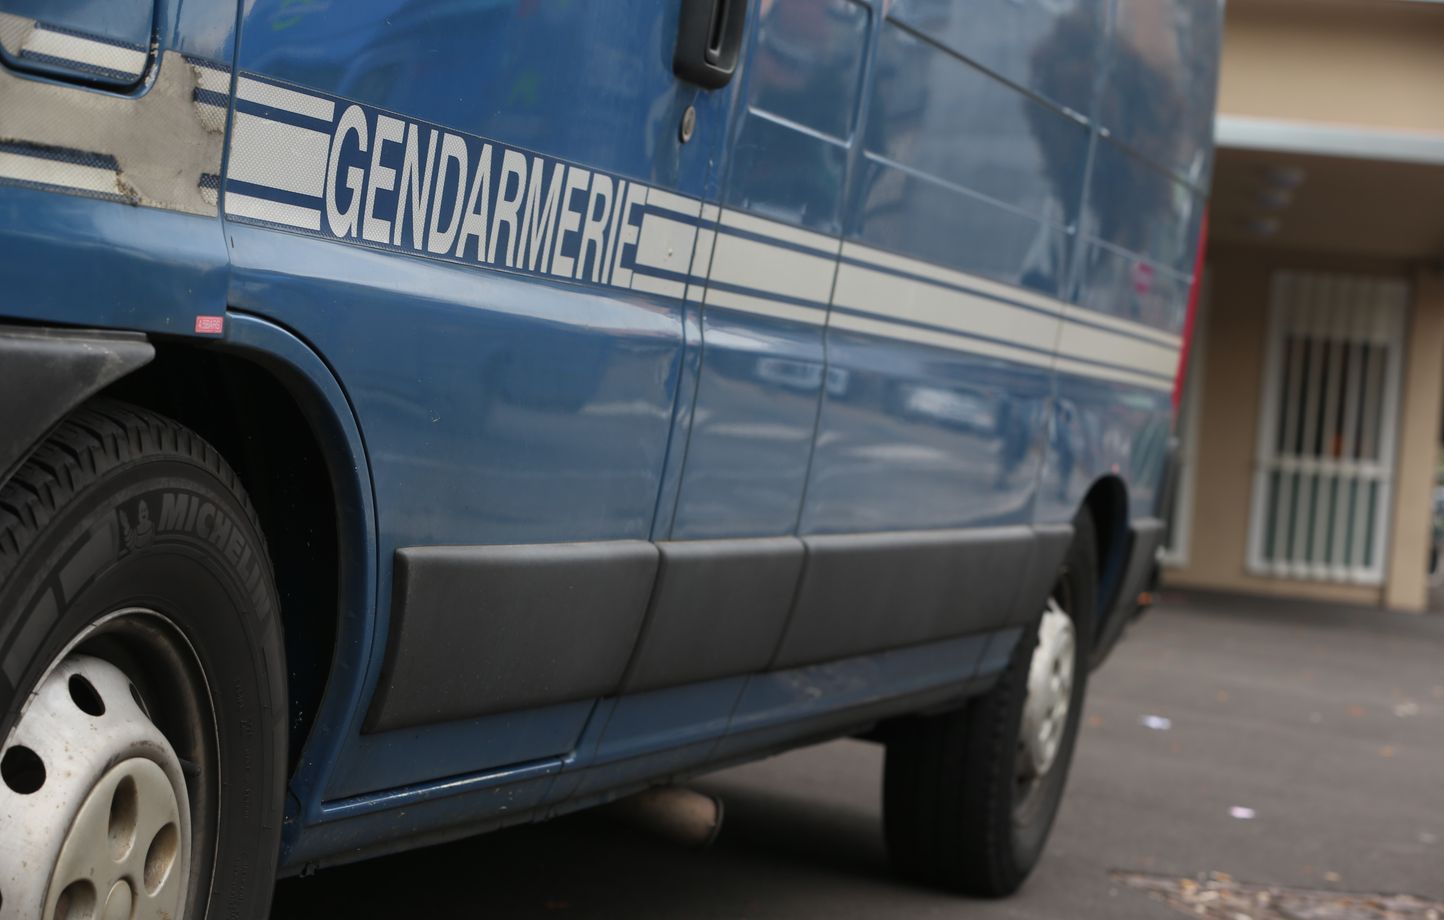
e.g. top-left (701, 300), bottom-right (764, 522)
top-left (1078, 474), bottom-right (1131, 645)
top-left (94, 316), bottom-right (379, 804)
top-left (0, 325), bottom-right (155, 490)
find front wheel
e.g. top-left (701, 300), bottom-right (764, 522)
top-left (0, 401), bottom-right (287, 920)
top-left (883, 509), bottom-right (1098, 896)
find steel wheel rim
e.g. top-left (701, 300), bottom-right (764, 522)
top-left (1013, 588), bottom-right (1076, 822)
top-left (0, 608), bottom-right (216, 920)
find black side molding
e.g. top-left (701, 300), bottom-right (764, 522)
top-left (771, 526), bottom-right (1069, 669)
top-left (368, 523), bottom-right (1078, 733)
top-left (0, 325), bottom-right (154, 486)
top-left (623, 537), bottom-right (803, 694)
top-left (367, 541), bottom-right (659, 733)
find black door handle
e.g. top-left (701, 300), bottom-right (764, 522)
top-left (674, 0), bottom-right (747, 89)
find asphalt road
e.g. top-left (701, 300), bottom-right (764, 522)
top-left (271, 591), bottom-right (1444, 919)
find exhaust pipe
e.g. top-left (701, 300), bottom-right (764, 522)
top-left (601, 785), bottom-right (724, 849)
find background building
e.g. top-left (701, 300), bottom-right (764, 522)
top-left (1164, 0), bottom-right (1444, 611)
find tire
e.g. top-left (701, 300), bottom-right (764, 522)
top-left (0, 400), bottom-right (286, 920)
top-left (883, 508), bottom-right (1098, 897)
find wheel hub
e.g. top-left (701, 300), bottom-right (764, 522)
top-left (0, 654), bottom-right (191, 920)
top-left (1018, 598), bottom-right (1076, 781)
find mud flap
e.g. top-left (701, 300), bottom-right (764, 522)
top-left (0, 325), bottom-right (153, 485)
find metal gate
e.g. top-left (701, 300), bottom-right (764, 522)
top-left (1246, 272), bottom-right (1408, 584)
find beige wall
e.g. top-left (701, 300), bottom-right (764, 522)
top-left (1220, 0), bottom-right (1444, 134)
top-left (1164, 245), bottom-right (1436, 608)
top-left (1192, 1), bottom-right (1444, 610)
top-left (1384, 269), bottom-right (1444, 610)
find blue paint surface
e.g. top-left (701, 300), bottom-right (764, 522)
top-left (669, 0), bottom-right (868, 540)
top-left (886, 0), bottom-right (1105, 118)
top-left (236, 0), bottom-right (732, 199)
top-left (0, 185), bottom-right (230, 334)
top-left (0, 0), bottom-right (1220, 871)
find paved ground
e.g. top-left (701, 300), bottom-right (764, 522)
top-left (271, 592), bottom-right (1444, 918)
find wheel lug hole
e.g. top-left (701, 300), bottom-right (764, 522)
top-left (68, 674), bottom-right (106, 718)
top-left (1, 745), bottom-right (45, 795)
top-left (55, 880), bottom-right (97, 920)
top-left (108, 775), bottom-right (139, 862)
top-left (144, 823), bottom-right (180, 895)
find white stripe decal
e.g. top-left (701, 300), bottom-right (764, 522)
top-left (634, 212), bottom-right (697, 276)
top-left (1060, 303), bottom-right (1181, 348)
top-left (225, 193), bottom-right (322, 231)
top-left (24, 28), bottom-right (146, 76)
top-left (841, 241), bottom-right (1062, 316)
top-left (630, 273), bottom-right (687, 299)
top-left (831, 311), bottom-right (1054, 371)
top-left (237, 77), bottom-right (336, 122)
top-left (228, 113), bottom-right (330, 198)
top-left (842, 240), bottom-right (1180, 349)
top-left (1057, 316), bottom-right (1179, 380)
top-left (644, 186), bottom-right (697, 217)
top-left (684, 225), bottom-right (717, 304)
top-left (0, 150), bottom-right (119, 196)
top-left (705, 287), bottom-right (827, 325)
top-left (837, 239), bottom-right (1182, 377)
top-left (831, 311), bottom-right (1172, 392)
top-left (689, 227), bottom-right (716, 280)
top-left (721, 209), bottom-right (839, 254)
top-left (710, 231), bottom-right (835, 304)
top-left (209, 79), bottom-right (1184, 391)
top-left (833, 261), bottom-right (1060, 354)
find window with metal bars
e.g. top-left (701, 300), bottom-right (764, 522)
top-left (1246, 273), bottom-right (1407, 584)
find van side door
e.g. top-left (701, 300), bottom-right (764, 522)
top-left (228, 0), bottom-right (733, 804)
top-left (785, 0), bottom-right (1100, 664)
top-left (661, 0), bottom-right (870, 543)
top-left (626, 0), bottom-right (872, 690)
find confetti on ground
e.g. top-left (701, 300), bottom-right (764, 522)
top-left (1230, 806), bottom-right (1257, 820)
top-left (1115, 871), bottom-right (1444, 920)
top-left (1141, 714), bottom-right (1174, 731)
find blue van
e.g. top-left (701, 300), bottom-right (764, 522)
top-left (0, 0), bottom-right (1219, 914)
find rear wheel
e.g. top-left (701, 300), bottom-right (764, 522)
top-left (883, 509), bottom-right (1098, 896)
top-left (0, 401), bottom-right (286, 919)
